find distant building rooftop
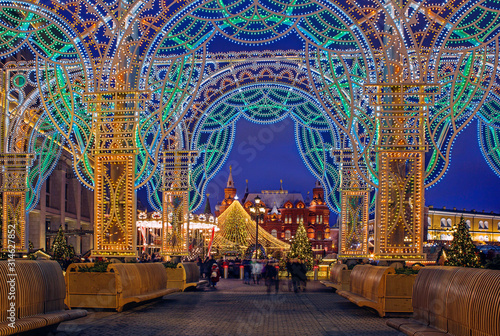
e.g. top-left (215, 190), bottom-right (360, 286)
top-left (427, 206), bottom-right (500, 217)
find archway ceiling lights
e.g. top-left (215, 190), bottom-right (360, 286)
top-left (0, 0), bottom-right (499, 213)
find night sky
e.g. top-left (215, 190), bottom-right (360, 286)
top-left (425, 119), bottom-right (500, 213)
top-left (138, 32), bottom-right (500, 218)
top-left (197, 117), bottom-right (500, 218)
top-left (200, 33), bottom-right (500, 218)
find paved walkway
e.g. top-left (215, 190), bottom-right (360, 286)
top-left (57, 279), bottom-right (403, 336)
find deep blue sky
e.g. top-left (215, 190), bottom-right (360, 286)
top-left (137, 32), bottom-right (500, 217)
top-left (201, 33), bottom-right (500, 215)
top-left (425, 119), bottom-right (500, 213)
top-left (197, 117), bottom-right (500, 217)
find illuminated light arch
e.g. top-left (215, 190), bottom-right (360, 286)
top-left (0, 0), bottom-right (500, 259)
top-left (142, 76), bottom-right (352, 215)
top-left (189, 83), bottom-right (342, 211)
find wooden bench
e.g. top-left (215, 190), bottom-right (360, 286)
top-left (387, 266), bottom-right (500, 336)
top-left (66, 263), bottom-right (180, 312)
top-left (320, 264), bottom-right (351, 291)
top-left (183, 262), bottom-right (209, 289)
top-left (0, 260), bottom-right (86, 335)
top-left (166, 262), bottom-right (208, 291)
top-left (337, 265), bottom-right (415, 317)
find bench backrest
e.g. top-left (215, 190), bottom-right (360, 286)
top-left (412, 266), bottom-right (500, 336)
top-left (350, 265), bottom-right (395, 302)
top-left (109, 263), bottom-right (168, 298)
top-left (180, 262), bottom-right (200, 283)
top-left (0, 260), bottom-right (65, 322)
top-left (329, 264), bottom-right (347, 283)
top-left (411, 266), bottom-right (460, 331)
top-left (468, 269), bottom-right (500, 336)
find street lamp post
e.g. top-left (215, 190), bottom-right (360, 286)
top-left (249, 196), bottom-right (266, 259)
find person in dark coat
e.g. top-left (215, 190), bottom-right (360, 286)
top-left (290, 258), bottom-right (307, 293)
top-left (204, 256), bottom-right (215, 278)
top-left (263, 261), bottom-right (279, 294)
top-left (197, 257), bottom-right (204, 278)
top-left (242, 259), bottom-right (251, 284)
top-left (285, 258), bottom-right (293, 291)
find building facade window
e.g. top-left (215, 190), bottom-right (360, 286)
top-left (447, 218), bottom-right (452, 227)
top-left (466, 220), bottom-right (471, 229)
top-left (271, 229), bottom-right (277, 238)
top-left (285, 230), bottom-right (291, 240)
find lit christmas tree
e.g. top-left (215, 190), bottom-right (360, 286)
top-left (288, 222), bottom-right (314, 270)
top-left (51, 226), bottom-right (75, 261)
top-left (445, 216), bottom-right (481, 268)
top-left (215, 201), bottom-right (289, 255)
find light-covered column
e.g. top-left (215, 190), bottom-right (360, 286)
top-left (86, 91), bottom-right (147, 258)
top-left (0, 153), bottom-right (35, 253)
top-left (332, 135), bottom-right (371, 259)
top-left (161, 150), bottom-right (198, 256)
top-left (365, 84), bottom-right (437, 260)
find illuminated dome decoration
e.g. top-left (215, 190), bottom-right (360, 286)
top-left (0, 0), bottom-right (498, 259)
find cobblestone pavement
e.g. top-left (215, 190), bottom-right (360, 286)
top-left (57, 279), bottom-right (403, 336)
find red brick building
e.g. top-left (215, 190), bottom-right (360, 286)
top-left (215, 168), bottom-right (334, 259)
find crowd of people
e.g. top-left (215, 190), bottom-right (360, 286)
top-left (196, 256), bottom-right (309, 293)
top-left (59, 252), bottom-right (310, 294)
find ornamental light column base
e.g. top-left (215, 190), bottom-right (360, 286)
top-left (332, 135), bottom-right (372, 260)
top-left (161, 150), bottom-right (198, 257)
top-left (0, 153), bottom-right (35, 254)
top-left (86, 91), bottom-right (148, 258)
top-left (365, 83), bottom-right (437, 261)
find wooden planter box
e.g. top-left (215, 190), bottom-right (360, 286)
top-left (337, 265), bottom-right (417, 317)
top-left (321, 264), bottom-right (351, 291)
top-left (65, 263), bottom-right (177, 311)
top-left (384, 274), bottom-right (417, 314)
top-left (66, 271), bottom-right (117, 309)
top-left (165, 267), bottom-right (185, 291)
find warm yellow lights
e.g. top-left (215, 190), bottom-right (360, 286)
top-left (0, 153), bottom-right (34, 253)
top-left (332, 138), bottom-right (371, 260)
top-left (363, 83), bottom-right (435, 261)
top-left (89, 91), bottom-right (147, 258)
top-left (160, 150), bottom-right (198, 256)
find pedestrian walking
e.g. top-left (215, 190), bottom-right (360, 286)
top-left (243, 259), bottom-right (251, 284)
top-left (209, 264), bottom-right (221, 288)
top-left (263, 260), bottom-right (279, 294)
top-left (290, 258), bottom-right (307, 293)
top-left (197, 256), bottom-right (204, 279)
top-left (285, 258), bottom-right (293, 291)
top-left (202, 256), bottom-right (210, 278)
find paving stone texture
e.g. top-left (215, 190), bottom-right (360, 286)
top-left (56, 279), bottom-right (404, 336)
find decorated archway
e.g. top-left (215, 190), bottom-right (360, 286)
top-left (0, 0), bottom-right (499, 260)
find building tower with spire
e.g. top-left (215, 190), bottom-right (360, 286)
top-left (204, 194), bottom-right (213, 215)
top-left (216, 166), bottom-right (237, 216)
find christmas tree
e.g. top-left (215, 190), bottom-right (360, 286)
top-left (288, 222), bottom-right (314, 270)
top-left (445, 216), bottom-right (481, 268)
top-left (51, 226), bottom-right (75, 261)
